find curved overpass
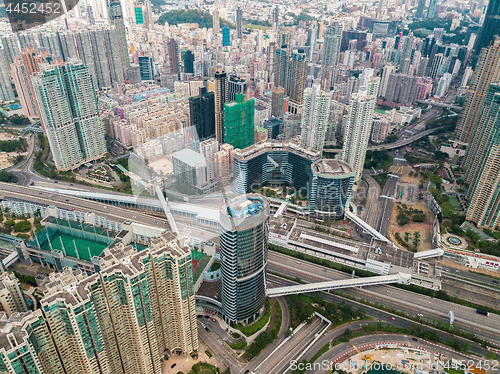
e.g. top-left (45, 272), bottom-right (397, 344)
top-left (323, 127), bottom-right (444, 154)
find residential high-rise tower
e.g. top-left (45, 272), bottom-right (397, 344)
top-left (300, 84), bottom-right (333, 153)
top-left (456, 37), bottom-right (500, 143)
top-left (32, 61), bottom-right (107, 170)
top-left (341, 77), bottom-right (380, 185)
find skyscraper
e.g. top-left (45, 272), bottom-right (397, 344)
top-left (416, 0), bottom-right (426, 17)
top-left (273, 6), bottom-right (279, 25)
top-left (474, 0), bottom-right (500, 54)
top-left (190, 86), bottom-right (216, 141)
top-left (456, 37), bottom-right (500, 143)
top-left (224, 93), bottom-right (255, 150)
top-left (138, 55), bottom-right (154, 81)
top-left (0, 234), bottom-right (198, 373)
top-left (222, 27), bottom-right (230, 46)
top-left (214, 68), bottom-right (228, 143)
top-left (184, 50), bottom-right (194, 74)
top-left (236, 6), bottom-right (243, 39)
top-left (321, 22), bottom-right (342, 90)
top-left (167, 37), bottom-right (180, 76)
top-left (0, 34), bottom-right (20, 66)
top-left (11, 58), bottom-right (37, 118)
top-left (32, 61), bottom-right (107, 170)
top-left (341, 77), bottom-right (380, 185)
top-left (300, 84), bottom-right (333, 153)
top-left (228, 74), bottom-right (247, 102)
top-left (103, 26), bottom-right (125, 85)
top-left (213, 8), bottom-right (220, 35)
top-left (288, 51), bottom-right (308, 111)
top-left (107, 0), bottom-right (130, 68)
top-left (0, 49), bottom-right (14, 102)
top-left (427, 0), bottom-right (437, 18)
top-left (272, 87), bottom-right (285, 118)
top-left (74, 30), bottom-right (98, 90)
top-left (463, 82), bottom-right (500, 228)
top-left (398, 33), bottom-right (415, 74)
top-left (220, 194), bottom-right (270, 323)
top-left (57, 30), bottom-right (78, 61)
top-left (89, 27), bottom-right (112, 89)
top-left (38, 31), bottom-right (63, 59)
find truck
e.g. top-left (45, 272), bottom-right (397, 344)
top-left (476, 309), bottom-right (489, 316)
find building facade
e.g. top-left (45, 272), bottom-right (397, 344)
top-left (300, 84), bottom-right (333, 153)
top-left (220, 194), bottom-right (270, 323)
top-left (32, 61), bottom-right (107, 170)
top-left (0, 233), bottom-right (197, 373)
top-left (224, 93), bottom-right (255, 150)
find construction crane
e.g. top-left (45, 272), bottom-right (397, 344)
top-left (351, 343), bottom-right (372, 361)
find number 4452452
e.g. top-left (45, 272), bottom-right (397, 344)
top-left (6, 2), bottom-right (62, 14)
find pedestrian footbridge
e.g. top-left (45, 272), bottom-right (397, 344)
top-left (265, 272), bottom-right (411, 297)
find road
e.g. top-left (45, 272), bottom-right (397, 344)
top-left (324, 110), bottom-right (440, 154)
top-left (197, 322), bottom-right (245, 373)
top-left (361, 173), bottom-right (381, 228)
top-left (375, 175), bottom-right (398, 236)
top-left (267, 252), bottom-right (500, 346)
top-left (0, 182), bottom-right (170, 232)
top-left (266, 273), bottom-right (490, 360)
top-left (263, 318), bottom-right (324, 374)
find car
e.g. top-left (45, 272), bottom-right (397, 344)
top-left (171, 363), bottom-right (176, 368)
top-left (493, 280), bottom-right (499, 284)
top-left (197, 315), bottom-right (202, 318)
top-left (244, 371), bottom-right (250, 374)
top-left (323, 269), bottom-right (327, 272)
top-left (456, 270), bottom-right (460, 273)
top-left (296, 261), bottom-right (301, 264)
top-left (386, 290), bottom-right (391, 293)
top-left (417, 313), bottom-right (423, 317)
top-left (205, 327), bottom-right (210, 332)
top-left (412, 338), bottom-right (418, 341)
top-left (212, 318), bottom-right (216, 322)
top-left (390, 317), bottom-right (396, 320)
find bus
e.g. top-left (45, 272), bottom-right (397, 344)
top-left (476, 309), bottom-right (489, 316)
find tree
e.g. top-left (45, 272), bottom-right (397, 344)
top-left (386, 135), bottom-right (398, 143)
top-left (0, 170), bottom-right (18, 183)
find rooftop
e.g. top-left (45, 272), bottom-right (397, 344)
top-left (225, 195), bottom-right (267, 219)
top-left (311, 159), bottom-right (353, 176)
top-left (172, 148), bottom-right (208, 168)
top-left (234, 141), bottom-right (321, 161)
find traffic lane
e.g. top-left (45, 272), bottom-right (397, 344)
top-left (442, 268), bottom-right (500, 288)
top-left (266, 273), bottom-right (487, 358)
top-left (260, 318), bottom-right (324, 374)
top-left (197, 322), bottom-right (243, 371)
top-left (268, 256), bottom-right (500, 344)
top-left (267, 253), bottom-right (500, 344)
top-left (311, 334), bottom-right (480, 374)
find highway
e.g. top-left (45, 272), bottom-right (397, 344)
top-left (267, 252), bottom-right (500, 346)
top-left (361, 173), bottom-right (382, 228)
top-left (375, 175), bottom-right (398, 236)
top-left (0, 182), bottom-right (170, 232)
